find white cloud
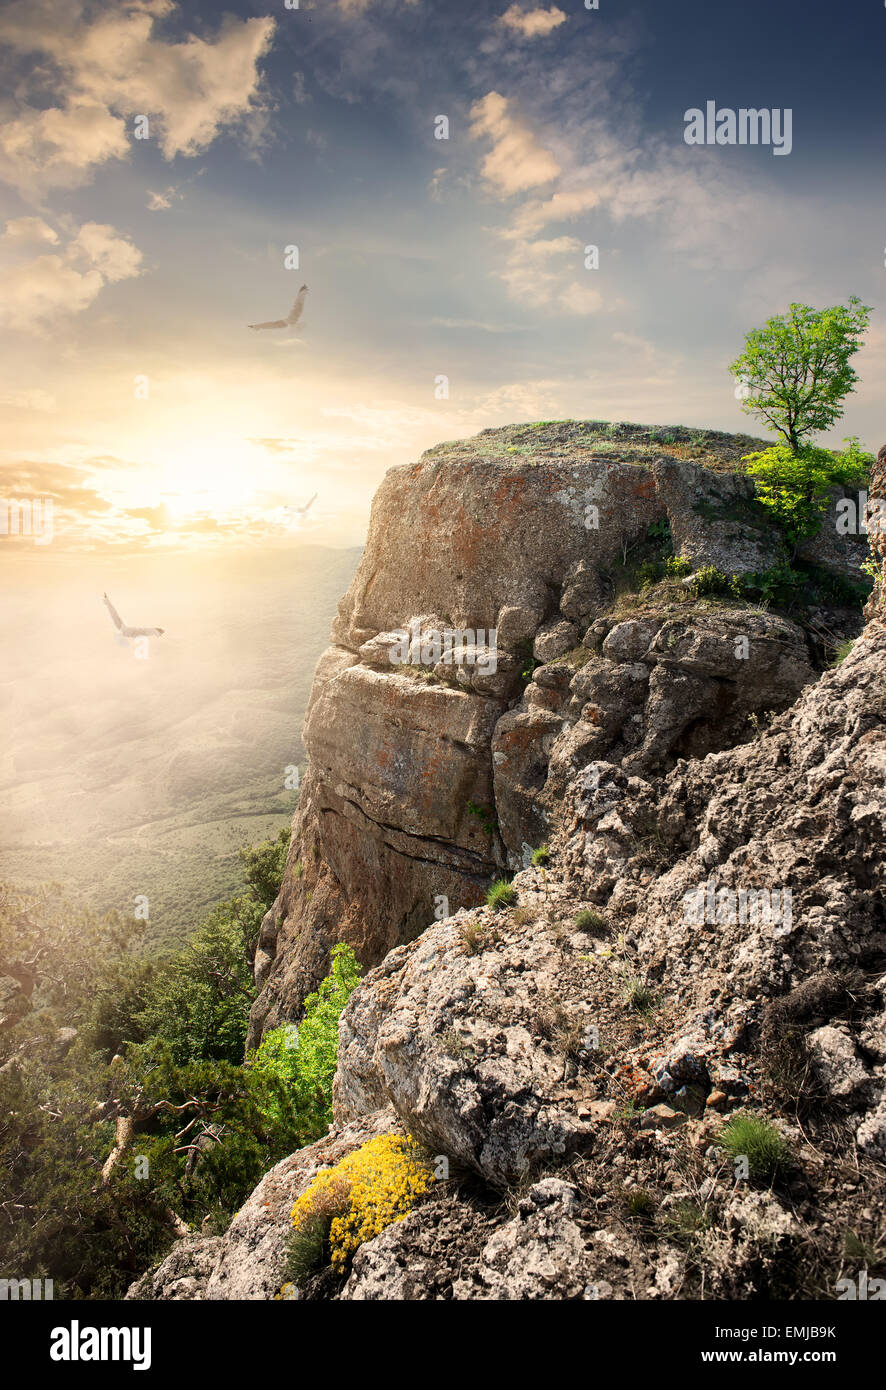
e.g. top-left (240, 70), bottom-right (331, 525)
top-left (0, 99), bottom-right (129, 196)
top-left (0, 0), bottom-right (275, 193)
top-left (2, 217), bottom-right (59, 246)
top-left (511, 186), bottom-right (601, 238)
top-left (499, 5), bottom-right (567, 39)
top-left (69, 222), bottom-right (143, 282)
top-left (0, 220), bottom-right (143, 330)
top-left (558, 281), bottom-right (603, 316)
top-left (470, 91), bottom-right (560, 196)
top-left (495, 234), bottom-right (583, 308)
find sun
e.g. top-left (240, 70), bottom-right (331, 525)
top-left (157, 438), bottom-right (262, 521)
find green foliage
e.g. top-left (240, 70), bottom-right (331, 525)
top-left (647, 518), bottom-right (674, 556)
top-left (665, 555), bottom-right (692, 578)
top-left (531, 845), bottom-right (550, 867)
top-left (743, 442), bottom-right (871, 550)
top-left (516, 637), bottom-right (541, 684)
top-left (730, 298), bottom-right (872, 450)
top-left (0, 825), bottom-right (300, 1298)
top-left (486, 879), bottom-right (518, 912)
top-left (239, 825), bottom-right (291, 912)
top-left (736, 562), bottom-right (805, 607)
top-left (249, 943), bottom-right (361, 1134)
top-left (623, 1187), bottom-right (656, 1219)
top-left (285, 1209), bottom-right (330, 1285)
top-left (466, 800), bottom-right (498, 836)
top-left (0, 883), bottom-right (147, 1032)
top-left (691, 564), bottom-right (731, 596)
top-left (719, 1112), bottom-right (791, 1182)
top-left (830, 639), bottom-right (855, 667)
top-left (128, 902), bottom-right (257, 1066)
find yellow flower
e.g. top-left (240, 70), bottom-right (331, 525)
top-left (290, 1134), bottom-right (435, 1271)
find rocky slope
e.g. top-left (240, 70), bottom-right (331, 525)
top-left (134, 424), bottom-right (882, 1301)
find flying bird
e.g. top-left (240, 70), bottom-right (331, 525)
top-left (248, 284), bottom-right (308, 331)
top-left (103, 593), bottom-right (165, 639)
top-left (296, 493), bottom-right (317, 516)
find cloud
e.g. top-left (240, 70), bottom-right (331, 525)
top-left (2, 217), bottom-right (59, 246)
top-left (0, 219), bottom-right (142, 330)
top-left (247, 437), bottom-right (301, 456)
top-left (495, 233), bottom-right (583, 307)
top-left (69, 222), bottom-right (142, 282)
top-left (511, 186), bottom-right (601, 238)
top-left (558, 281), bottom-right (603, 316)
top-left (146, 187), bottom-right (177, 211)
top-left (0, 0), bottom-right (275, 193)
top-left (146, 166), bottom-right (203, 211)
top-left (430, 317), bottom-right (527, 334)
top-left (499, 5), bottom-right (567, 39)
top-left (0, 98), bottom-right (129, 196)
top-left (469, 91), bottom-right (560, 196)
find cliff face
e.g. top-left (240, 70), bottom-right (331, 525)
top-left (247, 422), bottom-right (866, 1046)
top-left (137, 422), bottom-right (884, 1303)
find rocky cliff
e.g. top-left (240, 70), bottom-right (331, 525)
top-left (247, 422), bottom-right (867, 1045)
top-left (135, 421), bottom-right (883, 1301)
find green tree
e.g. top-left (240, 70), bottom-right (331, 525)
top-left (239, 825), bottom-right (290, 912)
top-left (730, 297), bottom-right (871, 451)
top-left (743, 438), bottom-right (873, 551)
top-left (129, 902), bottom-right (256, 1065)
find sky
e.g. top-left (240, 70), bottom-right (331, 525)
top-left (1, 0), bottom-right (884, 555)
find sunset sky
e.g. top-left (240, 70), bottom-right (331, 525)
top-left (1, 0), bottom-right (884, 553)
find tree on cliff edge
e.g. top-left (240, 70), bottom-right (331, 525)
top-left (730, 297), bottom-right (871, 452)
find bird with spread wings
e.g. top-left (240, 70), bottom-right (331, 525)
top-left (103, 593), bottom-right (165, 639)
top-left (248, 284), bottom-right (308, 331)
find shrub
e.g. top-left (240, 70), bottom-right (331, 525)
top-left (290, 1134), bottom-right (435, 1275)
top-left (718, 1113), bottom-right (791, 1182)
top-left (249, 943), bottom-right (361, 1134)
top-left (691, 564), bottom-right (731, 597)
top-left (459, 920), bottom-right (487, 955)
top-left (623, 1187), bottom-right (656, 1219)
top-left (623, 976), bottom-right (656, 1012)
top-left (486, 879), bottom-right (518, 911)
top-left (665, 555), bottom-right (692, 578)
top-left (574, 908), bottom-right (607, 934)
top-left (744, 444), bottom-right (848, 548)
top-left (736, 563), bottom-right (804, 607)
top-left (830, 638), bottom-right (855, 667)
top-left (647, 518), bottom-right (673, 555)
